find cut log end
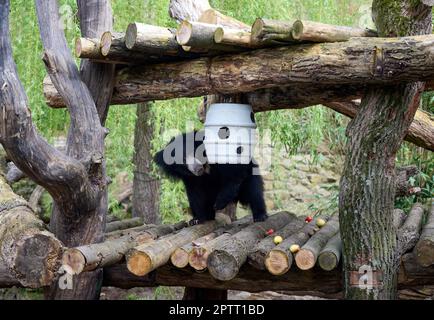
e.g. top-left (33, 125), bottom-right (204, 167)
top-left (176, 21), bottom-right (193, 45)
top-left (295, 249), bottom-right (315, 270)
top-left (126, 251), bottom-right (152, 276)
top-left (318, 251), bottom-right (339, 271)
top-left (264, 250), bottom-right (290, 276)
top-left (291, 20), bottom-right (304, 40)
top-left (125, 23), bottom-right (138, 50)
top-left (170, 248), bottom-right (189, 268)
top-left (14, 233), bottom-right (63, 288)
top-left (100, 31), bottom-right (113, 57)
top-left (208, 250), bottom-right (238, 281)
top-left (189, 247), bottom-right (209, 271)
top-left (251, 18), bottom-right (265, 40)
top-left (62, 248), bottom-right (86, 275)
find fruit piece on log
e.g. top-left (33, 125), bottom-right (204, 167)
top-left (126, 221), bottom-right (220, 276)
top-left (291, 20), bottom-right (378, 42)
top-left (188, 216), bottom-right (253, 271)
top-left (62, 222), bottom-right (185, 275)
top-left (295, 213), bottom-right (340, 270)
top-left (397, 203), bottom-right (425, 256)
top-left (171, 215), bottom-right (251, 269)
top-left (265, 219), bottom-right (320, 275)
top-left (318, 232), bottom-right (342, 271)
top-left (251, 18), bottom-right (295, 44)
top-left (248, 214), bottom-right (302, 270)
top-left (214, 27), bottom-right (255, 48)
top-left (176, 21), bottom-right (244, 52)
top-left (199, 8), bottom-right (249, 30)
top-left (415, 200), bottom-right (434, 267)
top-left (0, 175), bottom-right (63, 288)
top-left (102, 252), bottom-right (434, 298)
top-left (105, 217), bottom-right (144, 233)
top-left (75, 37), bottom-right (102, 60)
top-left (207, 211), bottom-right (294, 281)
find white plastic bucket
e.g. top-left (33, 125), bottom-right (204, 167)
top-left (203, 103), bottom-right (257, 164)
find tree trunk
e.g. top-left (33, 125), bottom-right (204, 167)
top-left (339, 0), bottom-right (432, 300)
top-left (132, 103), bottom-right (161, 224)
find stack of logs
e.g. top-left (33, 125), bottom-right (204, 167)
top-left (73, 18), bottom-right (378, 66)
top-left (61, 203), bottom-right (434, 287)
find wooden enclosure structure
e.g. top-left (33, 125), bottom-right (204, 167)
top-left (0, 0), bottom-right (434, 300)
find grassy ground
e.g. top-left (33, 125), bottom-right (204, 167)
top-left (8, 0), bottom-right (433, 222)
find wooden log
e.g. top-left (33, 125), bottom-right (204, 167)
top-left (5, 162), bottom-right (25, 184)
top-left (102, 253), bottom-right (434, 298)
top-left (113, 35), bottom-right (434, 101)
top-left (248, 215), bottom-right (303, 270)
top-left (126, 221), bottom-right (220, 276)
top-left (44, 76), bottom-right (434, 152)
top-left (295, 214), bottom-right (340, 270)
top-left (105, 217), bottom-right (144, 233)
top-left (393, 209), bottom-right (407, 229)
top-left (291, 20), bottom-right (378, 42)
top-left (207, 211), bottom-right (294, 281)
top-left (171, 215), bottom-right (251, 269)
top-left (75, 37), bottom-right (102, 60)
top-left (62, 222), bottom-right (185, 275)
top-left (415, 200), bottom-right (434, 267)
top-left (199, 8), bottom-right (249, 30)
top-left (264, 219), bottom-right (321, 275)
top-left (251, 18), bottom-right (295, 44)
top-left (176, 21), bottom-right (243, 52)
top-left (125, 23), bottom-right (180, 55)
top-left (0, 260), bottom-right (20, 288)
top-left (396, 203), bottom-right (425, 259)
top-left (214, 27), bottom-right (254, 48)
top-left (106, 215), bottom-right (120, 223)
top-left (0, 175), bottom-right (63, 288)
top-left (105, 221), bottom-right (187, 240)
top-left (318, 233), bottom-right (342, 271)
top-left (188, 216), bottom-right (253, 271)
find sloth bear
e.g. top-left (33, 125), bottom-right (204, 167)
top-left (154, 131), bottom-right (267, 224)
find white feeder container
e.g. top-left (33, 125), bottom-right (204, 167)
top-left (203, 103), bottom-right (257, 164)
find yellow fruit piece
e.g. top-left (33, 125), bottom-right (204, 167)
top-left (289, 244), bottom-right (300, 253)
top-left (316, 218), bottom-right (326, 228)
top-left (273, 235), bottom-right (283, 245)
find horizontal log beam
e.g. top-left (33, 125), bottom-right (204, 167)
top-left (101, 252), bottom-right (434, 298)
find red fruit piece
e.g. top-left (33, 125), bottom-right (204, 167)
top-left (305, 216), bottom-right (313, 223)
top-left (266, 229), bottom-right (274, 236)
